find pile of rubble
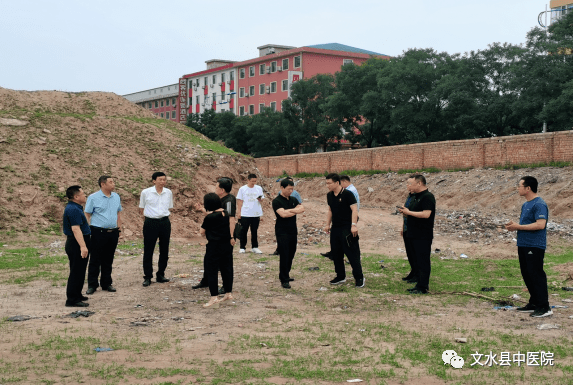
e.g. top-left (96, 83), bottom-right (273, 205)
top-left (434, 210), bottom-right (573, 244)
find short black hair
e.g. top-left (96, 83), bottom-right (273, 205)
top-left (203, 192), bottom-right (222, 211)
top-left (409, 174), bottom-right (426, 185)
top-left (98, 175), bottom-right (112, 187)
top-left (340, 175), bottom-right (351, 182)
top-left (280, 179), bottom-right (294, 188)
top-left (66, 185), bottom-right (82, 200)
top-left (152, 172), bottom-right (166, 181)
top-left (326, 173), bottom-right (340, 184)
top-left (217, 178), bottom-right (232, 193)
top-left (521, 176), bottom-right (538, 193)
top-left (248, 173), bottom-right (257, 180)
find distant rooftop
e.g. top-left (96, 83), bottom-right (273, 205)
top-left (305, 43), bottom-right (386, 56)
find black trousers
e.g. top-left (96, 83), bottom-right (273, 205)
top-left (239, 217), bottom-right (260, 249)
top-left (87, 228), bottom-right (119, 288)
top-left (330, 226), bottom-right (363, 281)
top-left (143, 217), bottom-right (171, 279)
top-left (406, 237), bottom-right (432, 291)
top-left (277, 232), bottom-right (297, 283)
top-left (403, 236), bottom-right (419, 279)
top-left (518, 247), bottom-right (549, 309)
top-left (65, 234), bottom-right (90, 305)
top-left (205, 242), bottom-right (234, 296)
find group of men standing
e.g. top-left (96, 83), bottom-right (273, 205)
top-left (63, 171), bottom-right (552, 319)
top-left (63, 172), bottom-right (173, 307)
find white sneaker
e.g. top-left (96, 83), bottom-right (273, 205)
top-left (239, 249), bottom-right (246, 254)
top-left (251, 248), bottom-right (263, 254)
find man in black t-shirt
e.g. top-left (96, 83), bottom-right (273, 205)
top-left (193, 177), bottom-right (237, 292)
top-left (323, 173), bottom-right (364, 287)
top-left (398, 174), bottom-right (436, 294)
top-left (272, 179), bottom-right (305, 289)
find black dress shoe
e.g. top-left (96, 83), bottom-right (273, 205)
top-left (281, 282), bottom-right (291, 289)
top-left (320, 251), bottom-right (332, 258)
top-left (288, 278), bottom-right (294, 282)
top-left (156, 276), bottom-right (170, 283)
top-left (271, 249), bottom-right (279, 256)
top-left (102, 285), bottom-right (116, 292)
top-left (192, 281), bottom-right (209, 289)
top-left (81, 296), bottom-right (89, 301)
top-left (401, 275), bottom-right (413, 281)
top-left (86, 287), bottom-right (96, 295)
top-left (142, 279), bottom-right (151, 287)
top-left (408, 289), bottom-right (428, 294)
top-left (407, 278), bottom-right (418, 284)
top-left (65, 301), bottom-right (89, 307)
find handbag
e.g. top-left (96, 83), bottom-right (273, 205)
top-left (233, 219), bottom-right (243, 240)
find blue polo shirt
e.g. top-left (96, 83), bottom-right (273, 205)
top-left (517, 197), bottom-right (548, 250)
top-left (63, 201), bottom-right (91, 236)
top-left (85, 190), bottom-right (122, 229)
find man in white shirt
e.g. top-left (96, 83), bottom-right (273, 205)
top-left (236, 173), bottom-right (264, 254)
top-left (139, 172), bottom-right (173, 287)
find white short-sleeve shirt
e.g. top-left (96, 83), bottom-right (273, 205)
top-left (139, 186), bottom-right (174, 218)
top-left (237, 184), bottom-right (264, 217)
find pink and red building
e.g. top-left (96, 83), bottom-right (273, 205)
top-left (175, 43), bottom-right (389, 124)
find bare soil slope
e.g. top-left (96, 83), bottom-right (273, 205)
top-left (0, 87), bottom-right (258, 239)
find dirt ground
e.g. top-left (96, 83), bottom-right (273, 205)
top-left (1, 197), bottom-right (572, 384)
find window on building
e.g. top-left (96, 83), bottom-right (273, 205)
top-left (239, 68), bottom-right (245, 79)
top-left (259, 64), bottom-right (266, 75)
top-left (230, 71), bottom-right (235, 80)
top-left (282, 79), bottom-right (288, 91)
top-left (196, 95), bottom-right (200, 105)
top-left (259, 84), bottom-right (265, 95)
top-left (271, 61), bottom-right (277, 72)
top-left (239, 88), bottom-right (245, 97)
top-left (172, 111), bottom-right (176, 118)
top-left (221, 72), bottom-right (226, 82)
top-left (155, 101), bottom-right (158, 108)
top-left (294, 55), bottom-right (301, 68)
top-left (282, 58), bottom-right (289, 70)
top-left (166, 99), bottom-right (170, 106)
top-left (343, 59), bottom-right (354, 65)
top-left (270, 82), bottom-right (277, 93)
top-left (212, 92), bottom-right (217, 103)
top-left (249, 105), bottom-right (255, 115)
top-left (161, 100), bottom-right (164, 107)
top-left (148, 102), bottom-right (152, 109)
top-left (172, 98), bottom-right (176, 105)
top-left (249, 66), bottom-right (255, 77)
top-left (160, 113), bottom-right (164, 117)
top-left (270, 102), bottom-right (276, 112)
top-left (204, 76), bottom-right (208, 86)
top-left (259, 103), bottom-right (265, 112)
top-left (249, 85), bottom-right (255, 96)
top-left (239, 106), bottom-right (245, 116)
top-left (213, 74), bottom-right (217, 84)
top-left (189, 97), bottom-right (192, 106)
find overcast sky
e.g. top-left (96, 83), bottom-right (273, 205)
top-left (0, 0), bottom-right (550, 95)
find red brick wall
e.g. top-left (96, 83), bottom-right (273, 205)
top-left (256, 131), bottom-right (573, 177)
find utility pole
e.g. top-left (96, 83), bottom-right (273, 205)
top-left (542, 3), bottom-right (548, 133)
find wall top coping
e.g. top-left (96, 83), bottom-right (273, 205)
top-left (258, 130), bottom-right (573, 161)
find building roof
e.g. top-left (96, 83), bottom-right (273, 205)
top-left (305, 43), bottom-right (386, 56)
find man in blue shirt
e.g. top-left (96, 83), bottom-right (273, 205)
top-left (62, 185), bottom-right (91, 307)
top-left (505, 176), bottom-right (551, 318)
top-left (84, 176), bottom-right (123, 294)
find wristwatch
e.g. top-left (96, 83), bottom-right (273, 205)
top-left (351, 223), bottom-right (357, 226)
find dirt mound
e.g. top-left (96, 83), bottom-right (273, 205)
top-left (0, 87), bottom-right (258, 239)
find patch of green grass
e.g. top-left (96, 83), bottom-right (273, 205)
top-left (0, 248), bottom-right (66, 270)
top-left (494, 161), bottom-right (571, 170)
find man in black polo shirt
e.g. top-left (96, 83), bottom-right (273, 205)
top-left (193, 177), bottom-right (237, 293)
top-left (398, 174), bottom-right (436, 294)
top-left (62, 185), bottom-right (91, 307)
top-left (323, 173), bottom-right (364, 287)
top-left (272, 178), bottom-right (305, 289)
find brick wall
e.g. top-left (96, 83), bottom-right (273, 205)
top-left (256, 131), bottom-right (573, 177)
